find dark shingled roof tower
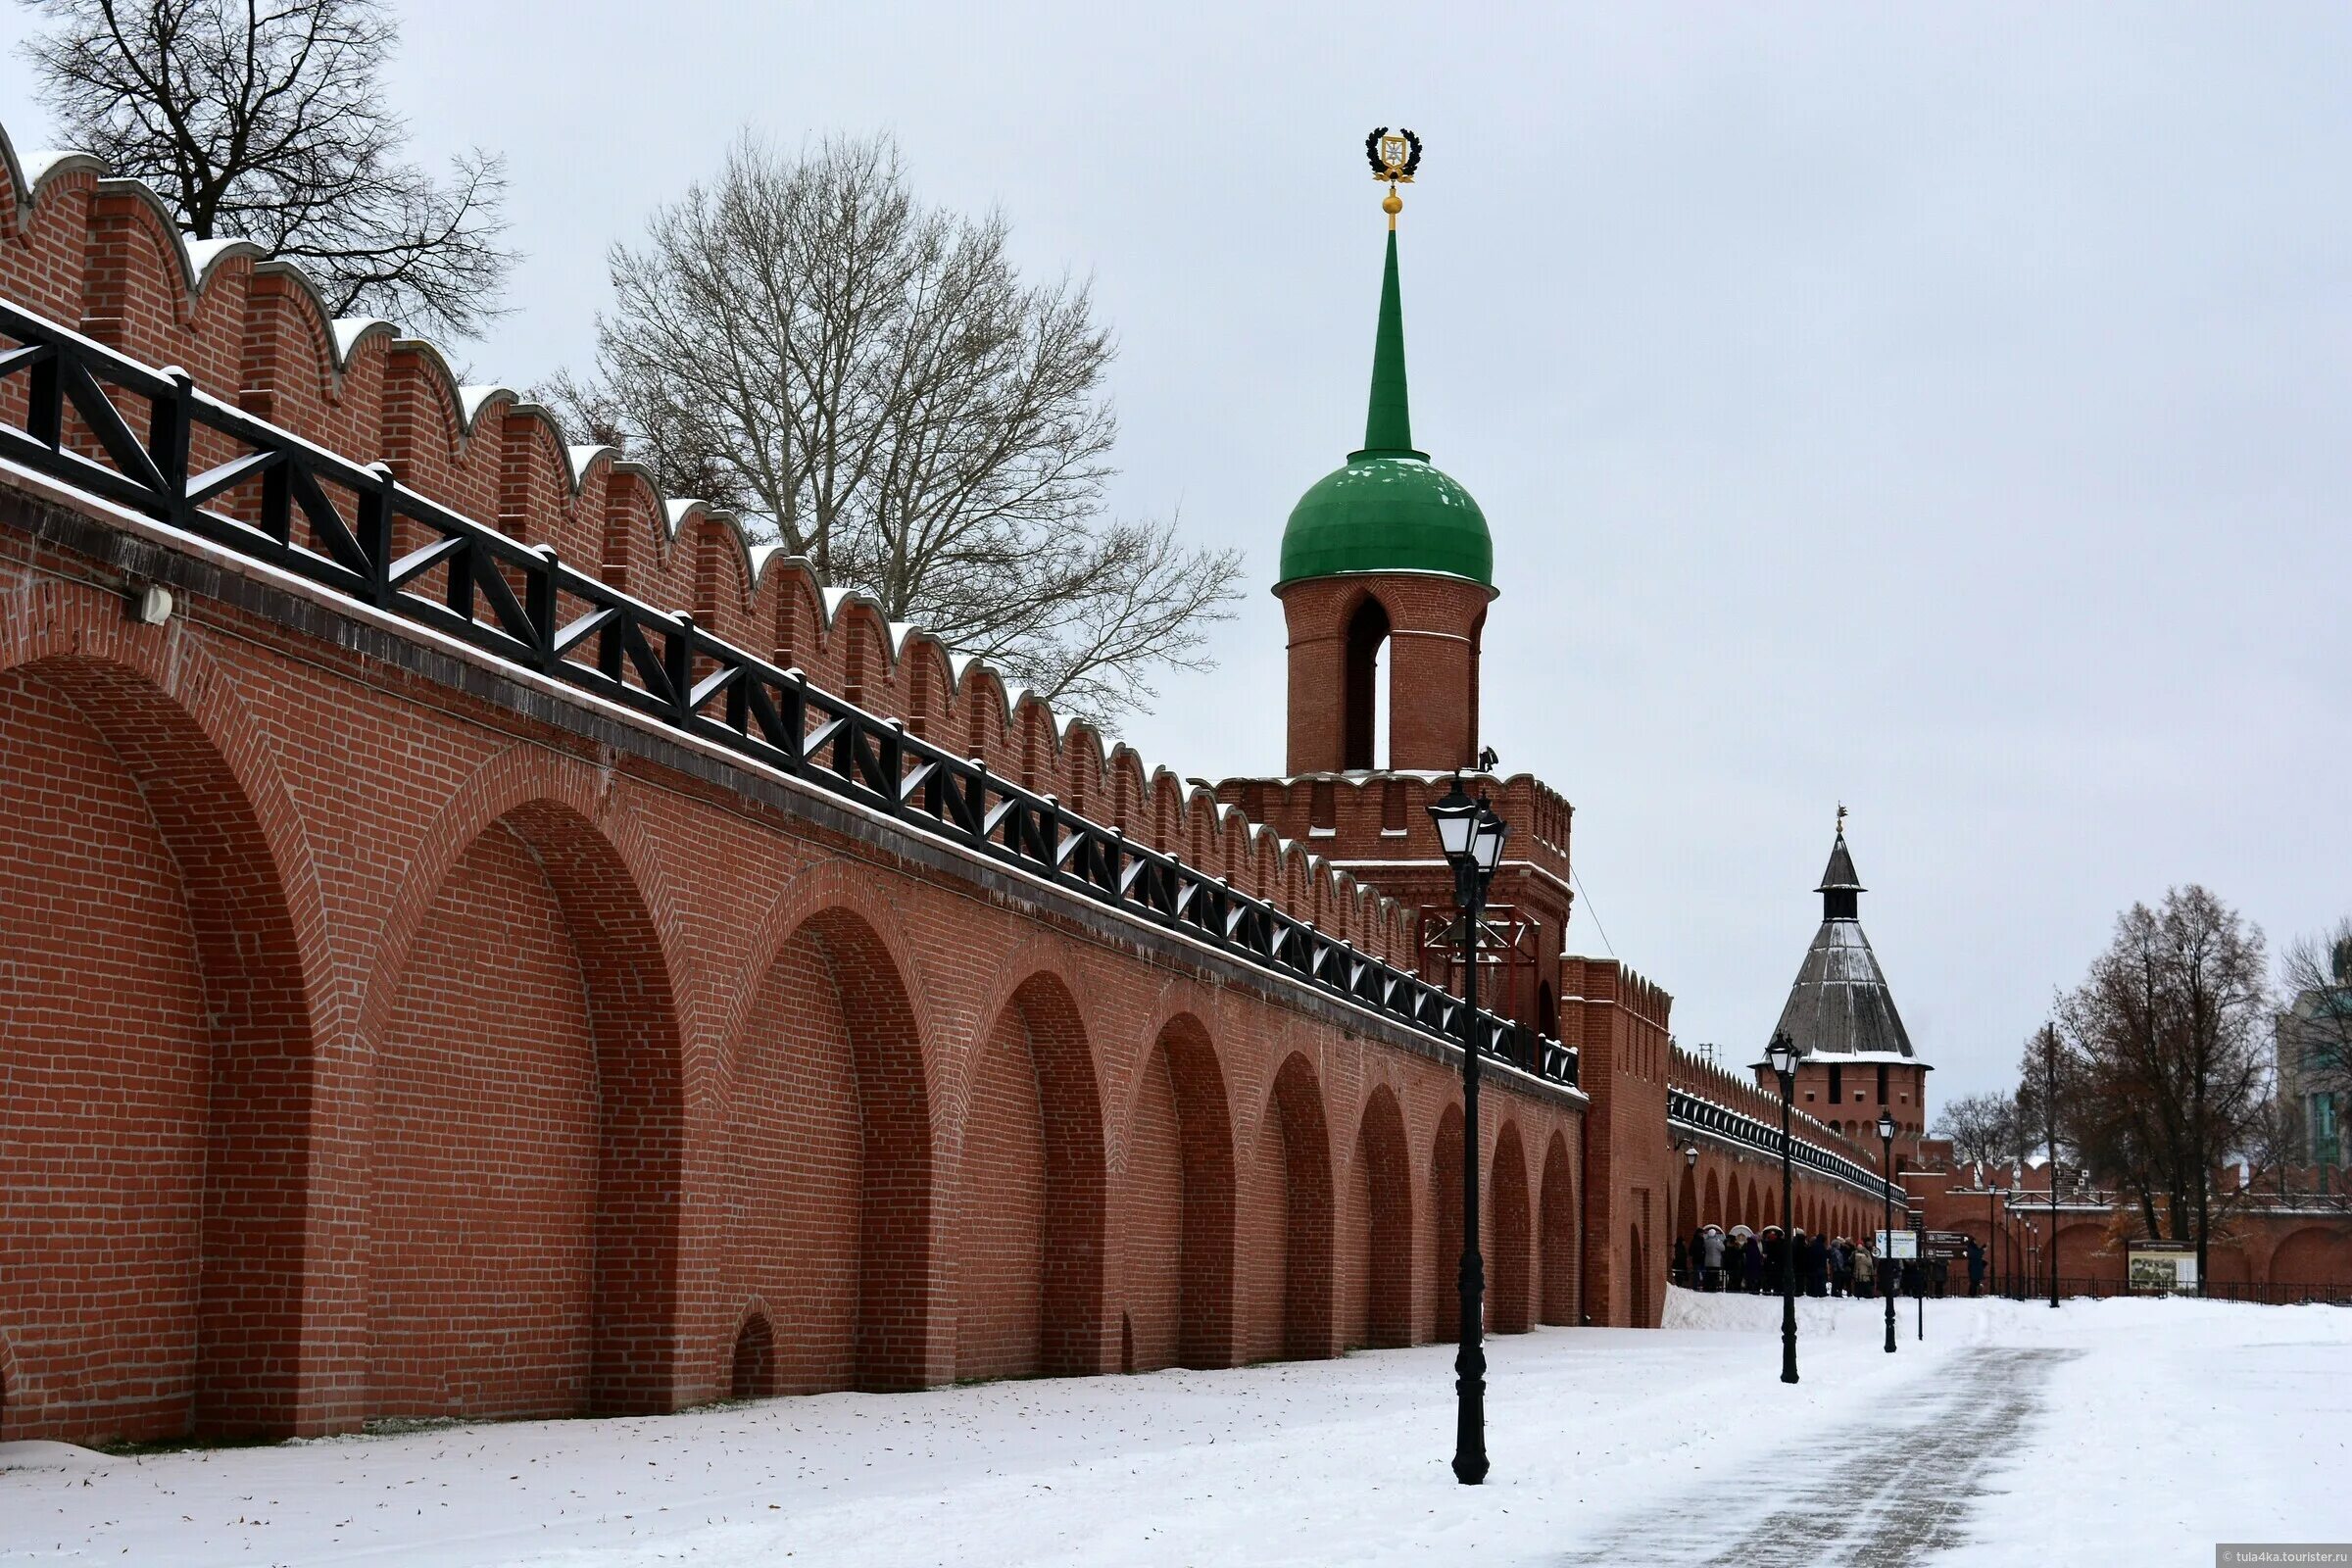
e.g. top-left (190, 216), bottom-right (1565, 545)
top-left (1771, 825), bottom-right (1918, 1060)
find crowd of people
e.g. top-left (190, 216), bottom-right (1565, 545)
top-left (1671, 1223), bottom-right (1988, 1298)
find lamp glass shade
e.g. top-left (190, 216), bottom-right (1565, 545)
top-left (1427, 781), bottom-right (1477, 861)
top-left (1877, 1111), bottom-right (1896, 1141)
top-left (1470, 809), bottom-right (1508, 874)
top-left (1764, 1034), bottom-right (1798, 1077)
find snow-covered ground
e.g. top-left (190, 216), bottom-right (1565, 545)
top-left (5, 1291), bottom-right (2348, 1566)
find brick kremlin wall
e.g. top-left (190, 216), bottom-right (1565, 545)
top-left (0, 122), bottom-right (1893, 1445)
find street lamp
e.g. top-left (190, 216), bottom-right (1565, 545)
top-left (1682, 1145), bottom-right (1698, 1288)
top-left (1984, 1183), bottom-right (1999, 1298)
top-left (2006, 1164), bottom-right (2024, 1300)
top-left (2044, 1023), bottom-right (2062, 1309)
top-left (1428, 776), bottom-right (1506, 1486)
top-left (1765, 1030), bottom-right (1801, 1384)
top-left (1877, 1109), bottom-right (1897, 1354)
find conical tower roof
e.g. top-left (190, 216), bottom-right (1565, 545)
top-left (1772, 829), bottom-right (1917, 1060)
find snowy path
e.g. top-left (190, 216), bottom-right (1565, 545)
top-left (1560, 1345), bottom-right (2081, 1567)
top-left (4, 1293), bottom-right (2348, 1566)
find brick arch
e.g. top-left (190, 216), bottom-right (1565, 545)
top-left (729, 1298), bottom-right (777, 1400)
top-left (2051, 1223), bottom-right (2112, 1287)
top-left (1702, 1167), bottom-right (1723, 1229)
top-left (1628, 1223), bottom-right (1651, 1326)
top-left (1345, 1083), bottom-right (1414, 1349)
top-left (1489, 1121), bottom-right (1533, 1335)
top-left (1677, 1160), bottom-right (1700, 1245)
top-left (954, 965), bottom-right (1109, 1381)
top-left (368, 795), bottom-right (686, 1421)
top-left (1259, 1052), bottom-right (1335, 1360)
top-left (1431, 1101), bottom-right (1465, 1339)
top-left (356, 746), bottom-right (691, 1067)
top-left (722, 891), bottom-right (938, 1394)
top-left (1541, 1130), bottom-right (1578, 1325)
top-left (1123, 1009), bottom-right (1237, 1370)
top-left (2271, 1227), bottom-right (2352, 1293)
top-left (0, 634), bottom-right (329, 1444)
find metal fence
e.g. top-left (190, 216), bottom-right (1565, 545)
top-left (2032, 1277), bottom-right (2352, 1305)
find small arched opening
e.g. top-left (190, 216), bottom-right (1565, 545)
top-left (1343, 595), bottom-right (1392, 771)
top-left (730, 1312), bottom-right (776, 1400)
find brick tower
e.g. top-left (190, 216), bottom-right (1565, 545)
top-left (1759, 815), bottom-right (1933, 1156)
top-left (1276, 212), bottom-right (1494, 775)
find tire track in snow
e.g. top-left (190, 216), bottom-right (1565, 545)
top-left (1557, 1347), bottom-right (2081, 1568)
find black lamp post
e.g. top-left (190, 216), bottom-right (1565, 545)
top-left (1877, 1109), bottom-right (1897, 1353)
top-left (1985, 1184), bottom-right (1999, 1298)
top-left (2009, 1165), bottom-right (2026, 1300)
top-left (1765, 1030), bottom-right (1801, 1385)
top-left (1428, 775), bottom-right (1506, 1487)
top-left (1682, 1144), bottom-right (1698, 1286)
top-left (2044, 1022), bottom-right (2062, 1309)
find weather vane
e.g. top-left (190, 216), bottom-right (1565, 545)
top-left (1364, 126), bottom-right (1423, 229)
top-left (1837, 802), bottom-right (1848, 837)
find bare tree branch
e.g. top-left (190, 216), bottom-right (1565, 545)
top-left (554, 132), bottom-right (1242, 725)
top-left (21, 0), bottom-right (516, 339)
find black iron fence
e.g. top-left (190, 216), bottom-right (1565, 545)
top-left (0, 299), bottom-right (1582, 1085)
top-left (1668, 1086), bottom-right (1899, 1204)
top-left (2037, 1277), bottom-right (2352, 1306)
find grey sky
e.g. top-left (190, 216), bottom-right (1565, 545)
top-left (5, 3), bottom-right (2345, 1105)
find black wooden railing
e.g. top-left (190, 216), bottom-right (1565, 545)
top-left (1669, 1086), bottom-right (1900, 1202)
top-left (0, 300), bottom-right (1579, 1089)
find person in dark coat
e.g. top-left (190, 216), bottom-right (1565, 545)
top-left (1806, 1232), bottom-right (1831, 1298)
top-left (1740, 1235), bottom-right (1764, 1293)
top-left (1762, 1229), bottom-right (1784, 1293)
top-left (1672, 1236), bottom-right (1690, 1288)
top-left (1966, 1238), bottom-right (1986, 1297)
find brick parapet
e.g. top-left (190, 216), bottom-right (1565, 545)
top-left (0, 122), bottom-right (1417, 960)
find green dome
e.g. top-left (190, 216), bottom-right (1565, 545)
top-left (1280, 455), bottom-right (1492, 585)
top-left (1275, 225), bottom-right (1493, 590)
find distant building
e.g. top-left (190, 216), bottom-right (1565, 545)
top-left (2277, 938), bottom-right (2352, 1165)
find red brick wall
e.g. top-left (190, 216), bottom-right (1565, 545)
top-left (726, 926), bottom-right (862, 1396)
top-left (0, 666), bottom-right (212, 1442)
top-left (370, 824), bottom-right (600, 1421)
top-left (0, 476), bottom-right (1591, 1444)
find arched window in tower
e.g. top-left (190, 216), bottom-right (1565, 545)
top-left (1343, 595), bottom-right (1393, 771)
top-left (1467, 609), bottom-right (1486, 763)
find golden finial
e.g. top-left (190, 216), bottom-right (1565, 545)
top-left (1365, 126), bottom-right (1423, 231)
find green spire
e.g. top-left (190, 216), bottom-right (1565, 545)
top-left (1276, 210), bottom-right (1493, 590)
top-left (1357, 229), bottom-right (1422, 459)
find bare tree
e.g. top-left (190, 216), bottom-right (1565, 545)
top-left (1934, 1091), bottom-right (2022, 1168)
top-left (2053, 886), bottom-right (2273, 1289)
top-left (21, 0), bottom-right (515, 338)
top-left (545, 132), bottom-right (1241, 726)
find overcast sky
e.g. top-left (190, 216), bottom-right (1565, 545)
top-left (5, 3), bottom-right (2345, 1105)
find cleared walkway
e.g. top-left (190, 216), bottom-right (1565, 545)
top-left (1560, 1346), bottom-right (2081, 1567)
